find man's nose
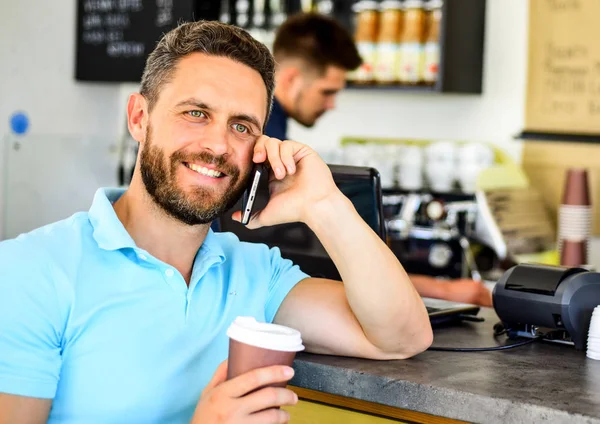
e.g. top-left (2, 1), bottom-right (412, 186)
top-left (199, 122), bottom-right (230, 157)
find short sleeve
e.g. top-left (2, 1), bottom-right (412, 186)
top-left (0, 239), bottom-right (66, 399)
top-left (264, 246), bottom-right (309, 323)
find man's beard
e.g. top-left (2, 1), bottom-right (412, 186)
top-left (139, 126), bottom-right (251, 226)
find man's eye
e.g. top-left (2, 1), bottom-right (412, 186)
top-left (188, 110), bottom-right (205, 118)
top-left (234, 123), bottom-right (248, 133)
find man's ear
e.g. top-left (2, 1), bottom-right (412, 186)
top-left (278, 66), bottom-right (303, 93)
top-left (127, 93), bottom-right (149, 144)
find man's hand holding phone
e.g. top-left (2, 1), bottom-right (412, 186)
top-left (191, 360), bottom-right (298, 424)
top-left (233, 135), bottom-right (342, 229)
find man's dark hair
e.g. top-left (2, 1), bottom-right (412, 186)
top-left (273, 13), bottom-right (362, 74)
top-left (140, 20), bottom-right (275, 122)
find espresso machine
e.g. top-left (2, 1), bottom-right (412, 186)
top-left (384, 190), bottom-right (492, 280)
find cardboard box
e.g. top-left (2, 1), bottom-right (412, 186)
top-left (522, 140), bottom-right (600, 235)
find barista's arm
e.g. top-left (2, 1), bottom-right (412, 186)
top-left (410, 274), bottom-right (493, 307)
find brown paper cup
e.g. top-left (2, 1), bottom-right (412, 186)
top-left (226, 317), bottom-right (304, 389)
top-left (226, 339), bottom-right (297, 387)
top-left (562, 168), bottom-right (590, 206)
top-left (561, 239), bottom-right (587, 267)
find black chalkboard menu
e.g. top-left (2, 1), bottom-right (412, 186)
top-left (75, 0), bottom-right (195, 82)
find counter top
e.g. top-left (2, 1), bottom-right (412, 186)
top-left (289, 307), bottom-right (600, 424)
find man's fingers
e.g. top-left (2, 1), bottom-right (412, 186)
top-left (265, 137), bottom-right (286, 179)
top-left (253, 137), bottom-right (310, 180)
top-left (230, 210), bottom-right (242, 223)
top-left (231, 207), bottom-right (264, 228)
top-left (204, 360), bottom-right (228, 392)
top-left (244, 209), bottom-right (265, 229)
top-left (253, 135), bottom-right (269, 162)
top-left (240, 387), bottom-right (298, 415)
top-left (280, 141), bottom-right (296, 174)
top-left (222, 365), bottom-right (295, 398)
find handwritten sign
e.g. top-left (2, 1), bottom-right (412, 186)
top-left (75, 0), bottom-right (194, 82)
top-left (525, 0), bottom-right (600, 135)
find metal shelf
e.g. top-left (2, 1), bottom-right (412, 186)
top-left (516, 131), bottom-right (600, 144)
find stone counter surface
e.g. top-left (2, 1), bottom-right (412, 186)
top-left (289, 308), bottom-right (600, 424)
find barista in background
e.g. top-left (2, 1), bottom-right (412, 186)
top-left (266, 13), bottom-right (360, 139)
top-left (268, 12), bottom-right (492, 307)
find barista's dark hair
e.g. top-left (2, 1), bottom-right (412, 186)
top-left (273, 12), bottom-right (362, 74)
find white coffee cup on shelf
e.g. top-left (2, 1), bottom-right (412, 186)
top-left (342, 144), bottom-right (369, 167)
top-left (401, 145), bottom-right (424, 165)
top-left (457, 142), bottom-right (494, 167)
top-left (368, 148), bottom-right (396, 189)
top-left (455, 143), bottom-right (494, 193)
top-left (457, 163), bottom-right (484, 193)
top-left (399, 165), bottom-right (423, 190)
top-left (425, 162), bottom-right (455, 193)
top-left (397, 145), bottom-right (424, 190)
top-left (425, 141), bottom-right (456, 166)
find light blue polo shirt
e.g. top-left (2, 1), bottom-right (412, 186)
top-left (0, 188), bottom-right (308, 423)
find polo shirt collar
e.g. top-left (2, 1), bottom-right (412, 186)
top-left (197, 225), bottom-right (225, 262)
top-left (88, 188), bottom-right (225, 263)
top-left (89, 188), bottom-right (136, 251)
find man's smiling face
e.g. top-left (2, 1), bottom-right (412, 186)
top-left (138, 53), bottom-right (268, 225)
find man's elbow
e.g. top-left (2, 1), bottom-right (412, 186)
top-left (403, 325), bottom-right (434, 358)
top-left (365, 323), bottom-right (434, 360)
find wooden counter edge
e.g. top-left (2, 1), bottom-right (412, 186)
top-left (288, 385), bottom-right (468, 424)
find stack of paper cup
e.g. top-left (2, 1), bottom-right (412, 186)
top-left (558, 168), bottom-right (592, 267)
top-left (587, 306), bottom-right (600, 360)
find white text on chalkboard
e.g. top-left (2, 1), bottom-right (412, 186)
top-left (107, 42), bottom-right (145, 57)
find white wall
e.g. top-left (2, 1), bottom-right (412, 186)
top-left (289, 0), bottom-right (529, 162)
top-left (0, 1), bottom-right (126, 237)
top-left (0, 2), bottom-right (123, 137)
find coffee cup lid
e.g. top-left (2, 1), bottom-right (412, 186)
top-left (227, 316), bottom-right (305, 352)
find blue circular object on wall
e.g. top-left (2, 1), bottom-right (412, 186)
top-left (10, 112), bottom-right (30, 135)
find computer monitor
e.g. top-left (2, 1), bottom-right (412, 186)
top-left (217, 164), bottom-right (385, 280)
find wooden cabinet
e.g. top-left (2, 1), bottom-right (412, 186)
top-left (285, 400), bottom-right (406, 423)
top-left (286, 386), bottom-right (468, 424)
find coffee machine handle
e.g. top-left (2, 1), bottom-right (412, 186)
top-left (459, 236), bottom-right (482, 282)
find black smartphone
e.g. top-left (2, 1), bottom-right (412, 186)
top-left (241, 163), bottom-right (267, 225)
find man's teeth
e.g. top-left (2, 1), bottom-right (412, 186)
top-left (187, 163), bottom-right (223, 178)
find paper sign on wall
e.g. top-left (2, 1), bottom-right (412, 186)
top-left (525, 0), bottom-right (600, 135)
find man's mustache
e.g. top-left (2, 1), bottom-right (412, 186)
top-left (172, 150), bottom-right (239, 178)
